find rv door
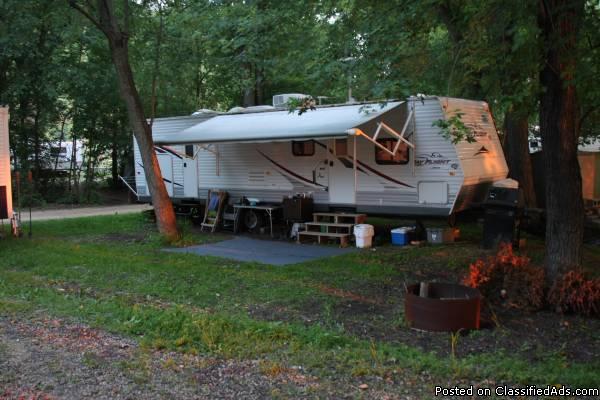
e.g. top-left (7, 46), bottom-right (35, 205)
top-left (328, 138), bottom-right (355, 205)
top-left (183, 145), bottom-right (198, 198)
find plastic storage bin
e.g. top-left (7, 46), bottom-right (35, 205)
top-left (391, 227), bottom-right (414, 246)
top-left (426, 227), bottom-right (454, 244)
top-left (354, 224), bottom-right (374, 248)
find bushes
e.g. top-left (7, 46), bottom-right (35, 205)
top-left (465, 244), bottom-right (599, 317)
top-left (464, 244), bottom-right (545, 311)
top-left (548, 270), bottom-right (600, 317)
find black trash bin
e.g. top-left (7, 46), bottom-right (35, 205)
top-left (482, 186), bottom-right (523, 249)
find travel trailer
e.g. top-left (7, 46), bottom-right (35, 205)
top-left (133, 96), bottom-right (508, 220)
top-left (0, 106), bottom-right (12, 221)
top-left (47, 140), bottom-right (85, 171)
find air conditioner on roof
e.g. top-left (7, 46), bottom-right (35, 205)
top-left (272, 93), bottom-right (309, 108)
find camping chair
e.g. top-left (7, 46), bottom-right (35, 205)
top-left (201, 190), bottom-right (228, 233)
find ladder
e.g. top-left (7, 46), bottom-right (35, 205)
top-left (200, 190), bottom-right (228, 233)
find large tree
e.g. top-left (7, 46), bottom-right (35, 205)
top-left (538, 0), bottom-right (585, 281)
top-left (68, 0), bottom-right (179, 241)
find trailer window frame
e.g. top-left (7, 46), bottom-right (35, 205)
top-left (185, 144), bottom-right (194, 158)
top-left (292, 140), bottom-right (315, 157)
top-left (374, 138), bottom-right (410, 165)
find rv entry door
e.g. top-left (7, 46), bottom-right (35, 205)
top-left (328, 138), bottom-right (355, 205)
top-left (183, 145), bottom-right (198, 198)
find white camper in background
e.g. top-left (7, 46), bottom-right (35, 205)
top-left (133, 96), bottom-right (508, 220)
top-left (0, 106), bottom-right (12, 221)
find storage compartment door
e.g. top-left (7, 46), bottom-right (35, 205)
top-left (418, 181), bottom-right (448, 204)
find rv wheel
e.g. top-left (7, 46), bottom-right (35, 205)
top-left (243, 209), bottom-right (264, 231)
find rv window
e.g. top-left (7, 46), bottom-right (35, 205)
top-left (375, 139), bottom-right (409, 165)
top-left (292, 140), bottom-right (315, 156)
top-left (185, 145), bottom-right (194, 157)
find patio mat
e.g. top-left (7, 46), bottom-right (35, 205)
top-left (165, 236), bottom-right (358, 266)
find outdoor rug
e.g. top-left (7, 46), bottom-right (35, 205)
top-left (164, 236), bottom-right (358, 266)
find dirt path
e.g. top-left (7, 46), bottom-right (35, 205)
top-left (23, 204), bottom-right (152, 222)
top-left (0, 316), bottom-right (307, 399)
top-left (0, 316), bottom-right (421, 399)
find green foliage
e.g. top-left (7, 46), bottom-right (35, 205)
top-left (0, 213), bottom-right (599, 387)
top-left (286, 96), bottom-right (316, 115)
top-left (432, 112), bottom-right (476, 144)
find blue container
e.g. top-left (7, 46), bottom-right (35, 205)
top-left (391, 227), bottom-right (413, 246)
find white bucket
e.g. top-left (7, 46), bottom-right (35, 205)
top-left (356, 236), bottom-right (372, 248)
top-left (354, 224), bottom-right (374, 248)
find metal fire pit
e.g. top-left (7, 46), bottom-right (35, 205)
top-left (404, 283), bottom-right (481, 332)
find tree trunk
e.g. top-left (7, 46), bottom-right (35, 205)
top-left (109, 42), bottom-right (179, 241)
top-left (538, 0), bottom-right (584, 282)
top-left (503, 111), bottom-right (536, 207)
top-left (69, 0), bottom-right (180, 241)
top-left (243, 85), bottom-right (256, 107)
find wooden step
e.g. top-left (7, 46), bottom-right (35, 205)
top-left (304, 222), bottom-right (354, 235)
top-left (297, 231), bottom-right (351, 247)
top-left (313, 212), bottom-right (366, 224)
top-left (304, 222), bottom-right (354, 228)
top-left (298, 231), bottom-right (350, 238)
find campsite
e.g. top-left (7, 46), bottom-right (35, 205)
top-left (1, 1), bottom-right (600, 399)
top-left (0, 213), bottom-right (598, 398)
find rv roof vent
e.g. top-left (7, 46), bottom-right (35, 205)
top-left (272, 93), bottom-right (309, 108)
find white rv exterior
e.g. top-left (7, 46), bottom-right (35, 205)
top-left (0, 106), bottom-right (12, 219)
top-left (133, 97), bottom-right (508, 217)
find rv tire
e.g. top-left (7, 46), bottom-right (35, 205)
top-left (243, 209), bottom-right (264, 231)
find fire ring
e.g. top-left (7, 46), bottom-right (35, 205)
top-left (404, 283), bottom-right (482, 332)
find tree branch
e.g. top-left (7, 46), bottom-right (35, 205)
top-left (68, 0), bottom-right (105, 33)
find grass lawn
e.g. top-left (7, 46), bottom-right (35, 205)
top-left (0, 213), bottom-right (598, 395)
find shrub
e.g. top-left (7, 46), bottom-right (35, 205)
top-left (464, 244), bottom-right (545, 311)
top-left (548, 270), bottom-right (600, 317)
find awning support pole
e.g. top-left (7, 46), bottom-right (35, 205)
top-left (353, 111), bottom-right (415, 157)
top-left (353, 135), bottom-right (357, 200)
top-left (411, 100), bottom-right (416, 176)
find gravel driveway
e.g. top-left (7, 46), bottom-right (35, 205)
top-left (23, 204), bottom-right (152, 222)
top-left (0, 315), bottom-right (429, 399)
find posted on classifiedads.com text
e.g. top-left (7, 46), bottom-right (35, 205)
top-left (434, 384), bottom-right (599, 397)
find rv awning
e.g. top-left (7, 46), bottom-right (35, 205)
top-left (153, 101), bottom-right (408, 145)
